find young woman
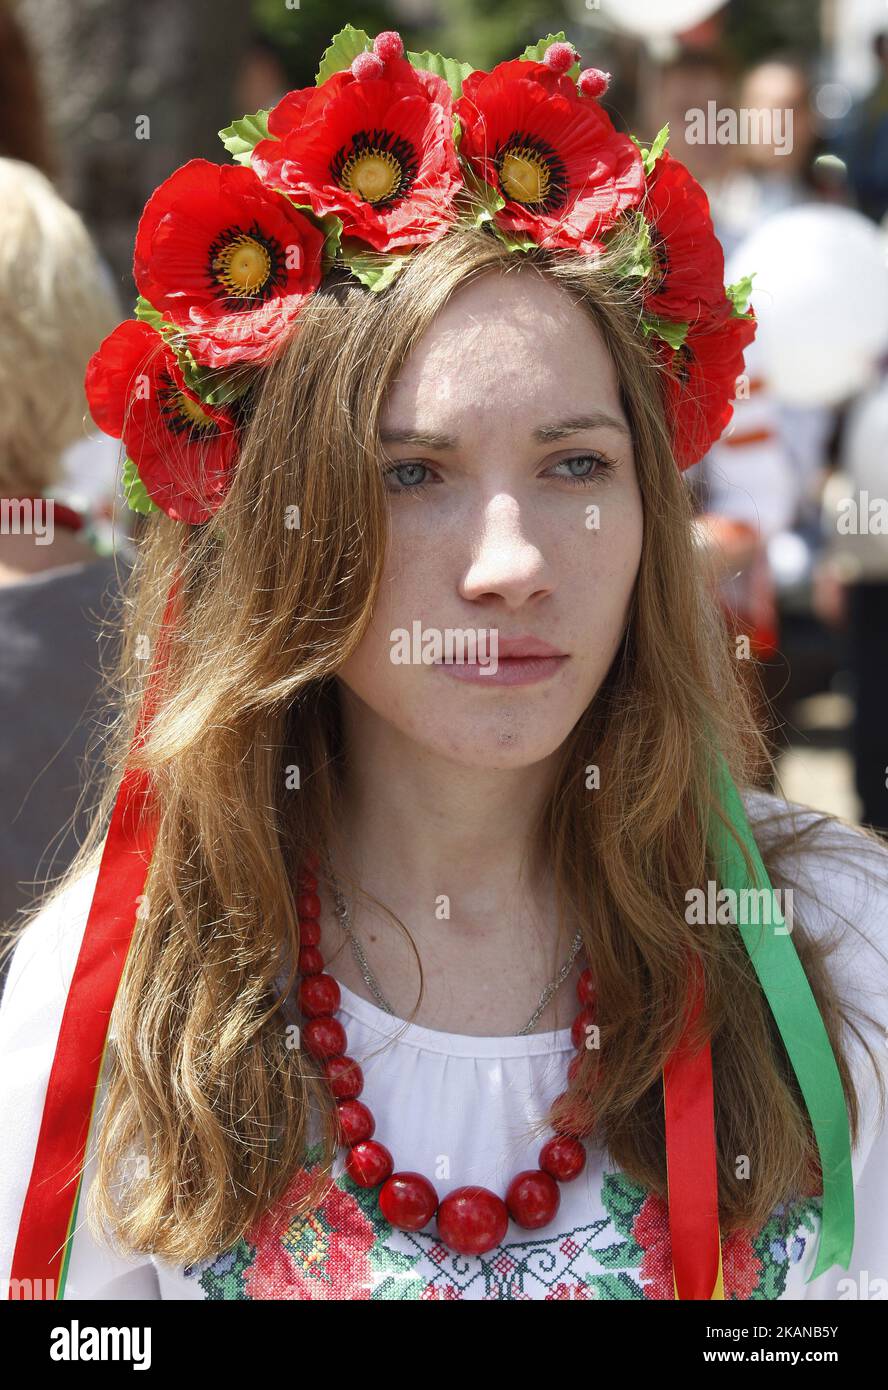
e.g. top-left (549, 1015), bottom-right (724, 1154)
top-left (2, 28), bottom-right (887, 1303)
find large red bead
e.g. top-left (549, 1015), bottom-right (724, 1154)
top-left (298, 945), bottom-right (325, 976)
top-left (298, 973), bottom-right (340, 1018)
top-left (297, 871), bottom-right (318, 892)
top-left (324, 1055), bottom-right (363, 1100)
top-left (345, 1140), bottom-right (393, 1188)
top-left (302, 1017), bottom-right (347, 1060)
top-left (577, 967), bottom-right (597, 1009)
top-left (436, 1186), bottom-right (509, 1256)
top-left (571, 1007), bottom-right (597, 1051)
top-left (539, 1134), bottom-right (586, 1182)
top-left (299, 918), bottom-right (321, 946)
top-left (301, 849), bottom-right (320, 873)
top-left (336, 1099), bottom-right (375, 1145)
top-left (379, 1172), bottom-right (439, 1231)
top-left (505, 1169), bottom-right (560, 1229)
top-left (297, 891), bottom-right (321, 919)
top-left (550, 1090), bottom-right (589, 1138)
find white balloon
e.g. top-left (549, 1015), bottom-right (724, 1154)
top-left (598, 0), bottom-right (726, 38)
top-left (726, 205), bottom-right (888, 407)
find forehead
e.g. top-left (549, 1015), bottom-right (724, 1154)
top-left (381, 269), bottom-right (624, 429)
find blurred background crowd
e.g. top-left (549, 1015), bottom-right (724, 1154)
top-left (2, 0), bottom-right (888, 934)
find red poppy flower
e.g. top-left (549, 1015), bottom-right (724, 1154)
top-left (659, 304), bottom-right (757, 470)
top-left (454, 58), bottom-right (645, 254)
top-left (85, 320), bottom-right (239, 524)
top-left (133, 159), bottom-right (325, 370)
top-left (641, 151), bottom-right (726, 323)
top-left (251, 55), bottom-right (462, 254)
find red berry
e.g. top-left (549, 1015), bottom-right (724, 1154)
top-left (324, 1055), bottom-right (364, 1100)
top-left (351, 51), bottom-right (384, 81)
top-left (298, 973), bottom-right (340, 1018)
top-left (436, 1186), bottom-right (509, 1256)
top-left (506, 1169), bottom-right (560, 1229)
top-left (299, 918), bottom-right (321, 947)
top-left (302, 1017), bottom-right (347, 1060)
top-left (297, 891), bottom-right (321, 919)
top-left (543, 41), bottom-right (577, 73)
top-left (345, 1140), bottom-right (393, 1187)
top-left (379, 1172), bottom-right (438, 1231)
top-left (373, 30), bottom-right (404, 62)
top-left (298, 945), bottom-right (324, 976)
top-left (539, 1134), bottom-right (587, 1182)
top-left (336, 1099), bottom-right (375, 1145)
top-left (578, 67), bottom-right (610, 99)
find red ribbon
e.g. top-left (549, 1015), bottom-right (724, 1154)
top-left (9, 571), bottom-right (182, 1297)
top-left (662, 953), bottom-right (721, 1299)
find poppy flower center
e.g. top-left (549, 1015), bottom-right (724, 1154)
top-left (207, 222), bottom-right (287, 308)
top-left (649, 225), bottom-right (670, 293)
top-left (495, 132), bottom-right (567, 211)
top-left (158, 375), bottom-right (222, 441)
top-left (331, 130), bottom-right (418, 206)
top-left (213, 235), bottom-right (271, 295)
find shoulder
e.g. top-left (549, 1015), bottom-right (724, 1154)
top-left (0, 863), bottom-right (101, 1048)
top-left (740, 785), bottom-right (888, 1090)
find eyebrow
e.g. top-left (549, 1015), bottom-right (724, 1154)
top-left (379, 411), bottom-right (632, 450)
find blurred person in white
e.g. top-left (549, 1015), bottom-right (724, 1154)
top-left (817, 364), bottom-right (888, 836)
top-left (0, 157), bottom-right (128, 939)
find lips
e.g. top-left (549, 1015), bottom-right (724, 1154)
top-left (493, 636), bottom-right (566, 659)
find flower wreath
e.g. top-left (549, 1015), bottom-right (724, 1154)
top-left (85, 25), bottom-right (757, 525)
top-left (14, 27), bottom-right (851, 1309)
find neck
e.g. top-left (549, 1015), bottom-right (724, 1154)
top-left (330, 684), bottom-right (559, 938)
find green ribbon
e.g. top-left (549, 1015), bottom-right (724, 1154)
top-left (707, 750), bottom-right (854, 1280)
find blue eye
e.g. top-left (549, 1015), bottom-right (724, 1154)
top-left (384, 462), bottom-right (436, 493)
top-left (548, 453), bottom-right (617, 486)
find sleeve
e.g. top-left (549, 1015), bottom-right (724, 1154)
top-left (745, 789), bottom-right (888, 1300)
top-left (0, 868), bottom-right (161, 1300)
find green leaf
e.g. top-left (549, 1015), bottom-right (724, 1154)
top-left (406, 48), bottom-right (475, 99)
top-left (316, 24), bottom-right (371, 84)
top-left (726, 273), bottom-right (756, 317)
top-left (458, 162), bottom-right (505, 231)
top-left (133, 297), bottom-right (186, 356)
top-left (641, 316), bottom-right (690, 351)
top-left (178, 351), bottom-right (253, 408)
top-left (122, 456), bottom-right (160, 516)
top-left (608, 211), bottom-right (653, 280)
top-left (631, 123), bottom-right (670, 176)
top-left (340, 239), bottom-right (411, 291)
top-left (218, 109), bottom-right (271, 166)
top-left (133, 296), bottom-right (168, 334)
top-left (492, 226), bottom-right (538, 254)
top-left (520, 32), bottom-right (580, 80)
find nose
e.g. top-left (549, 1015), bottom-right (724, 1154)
top-left (458, 492), bottom-right (555, 609)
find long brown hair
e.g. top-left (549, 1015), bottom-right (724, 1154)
top-left (5, 223), bottom-right (887, 1265)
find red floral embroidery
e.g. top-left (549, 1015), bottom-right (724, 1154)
top-left (242, 1165), bottom-right (376, 1299)
top-left (632, 1193), bottom-right (762, 1300)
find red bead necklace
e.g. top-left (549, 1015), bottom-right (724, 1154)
top-left (295, 851), bottom-right (598, 1258)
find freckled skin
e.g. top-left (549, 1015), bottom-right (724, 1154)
top-left (335, 269), bottom-right (644, 770)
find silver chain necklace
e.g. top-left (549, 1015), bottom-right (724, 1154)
top-left (319, 846), bottom-right (584, 1036)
